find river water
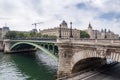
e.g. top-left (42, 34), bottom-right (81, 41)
top-left (0, 51), bottom-right (57, 80)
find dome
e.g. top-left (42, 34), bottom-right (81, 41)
top-left (60, 20), bottom-right (68, 28)
top-left (61, 20), bottom-right (67, 26)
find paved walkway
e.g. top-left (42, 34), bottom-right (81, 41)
top-left (64, 62), bottom-right (120, 80)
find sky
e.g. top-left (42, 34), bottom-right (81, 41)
top-left (0, 0), bottom-right (120, 34)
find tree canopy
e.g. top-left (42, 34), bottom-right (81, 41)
top-left (5, 31), bottom-right (17, 39)
top-left (5, 31), bottom-right (57, 39)
top-left (80, 30), bottom-right (90, 38)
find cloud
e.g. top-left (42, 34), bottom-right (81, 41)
top-left (0, 0), bottom-right (120, 35)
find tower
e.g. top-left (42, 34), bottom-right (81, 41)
top-left (87, 23), bottom-right (93, 39)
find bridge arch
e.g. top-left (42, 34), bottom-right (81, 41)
top-left (10, 42), bottom-right (58, 61)
top-left (71, 50), bottom-right (106, 73)
top-left (72, 57), bottom-right (105, 73)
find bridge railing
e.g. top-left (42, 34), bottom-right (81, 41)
top-left (5, 37), bottom-right (57, 41)
top-left (112, 40), bottom-right (120, 44)
top-left (57, 38), bottom-right (120, 45)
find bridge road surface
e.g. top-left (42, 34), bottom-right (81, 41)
top-left (66, 63), bottom-right (120, 80)
top-left (84, 63), bottom-right (120, 80)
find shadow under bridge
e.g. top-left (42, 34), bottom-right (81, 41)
top-left (10, 42), bottom-right (58, 61)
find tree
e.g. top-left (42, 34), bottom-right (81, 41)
top-left (29, 32), bottom-right (36, 37)
top-left (5, 31), bottom-right (17, 39)
top-left (80, 30), bottom-right (90, 38)
top-left (5, 31), bottom-right (30, 39)
top-left (42, 34), bottom-right (48, 38)
top-left (17, 32), bottom-right (25, 38)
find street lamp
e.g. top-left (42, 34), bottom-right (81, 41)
top-left (105, 29), bottom-right (107, 39)
top-left (95, 30), bottom-right (97, 39)
top-left (59, 24), bottom-right (61, 38)
top-left (70, 22), bottom-right (73, 38)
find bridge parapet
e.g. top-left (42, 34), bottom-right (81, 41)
top-left (57, 38), bottom-right (120, 46)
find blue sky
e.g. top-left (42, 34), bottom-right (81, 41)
top-left (0, 0), bottom-right (120, 34)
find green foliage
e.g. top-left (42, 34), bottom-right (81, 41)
top-left (17, 32), bottom-right (25, 38)
top-left (5, 31), bottom-right (57, 39)
top-left (80, 30), bottom-right (90, 38)
top-left (29, 32), bottom-right (36, 37)
top-left (5, 31), bottom-right (29, 39)
top-left (5, 31), bottom-right (17, 39)
top-left (42, 34), bottom-right (48, 38)
top-left (41, 35), bottom-right (57, 38)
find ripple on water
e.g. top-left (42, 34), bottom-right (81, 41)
top-left (0, 54), bottom-right (29, 80)
top-left (0, 51), bottom-right (57, 80)
top-left (36, 50), bottom-right (58, 69)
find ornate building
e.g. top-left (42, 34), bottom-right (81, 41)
top-left (86, 23), bottom-right (119, 39)
top-left (40, 20), bottom-right (80, 39)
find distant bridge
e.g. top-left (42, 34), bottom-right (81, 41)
top-left (3, 39), bottom-right (58, 61)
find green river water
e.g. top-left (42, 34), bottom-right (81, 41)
top-left (0, 51), bottom-right (57, 80)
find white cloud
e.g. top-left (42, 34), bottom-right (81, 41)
top-left (0, 0), bottom-right (120, 35)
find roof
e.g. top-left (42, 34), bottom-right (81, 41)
top-left (3, 26), bottom-right (9, 30)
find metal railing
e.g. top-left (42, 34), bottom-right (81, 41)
top-left (5, 37), bottom-right (57, 41)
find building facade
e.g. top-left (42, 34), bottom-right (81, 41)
top-left (86, 23), bottom-right (119, 39)
top-left (40, 20), bottom-right (80, 39)
top-left (2, 26), bottom-right (10, 38)
top-left (0, 26), bottom-right (10, 39)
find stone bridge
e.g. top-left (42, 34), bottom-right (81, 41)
top-left (2, 38), bottom-right (120, 78)
top-left (56, 38), bottom-right (120, 78)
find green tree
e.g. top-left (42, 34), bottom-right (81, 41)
top-left (80, 30), bottom-right (90, 38)
top-left (5, 31), bottom-right (17, 39)
top-left (42, 34), bottom-right (48, 38)
top-left (29, 32), bottom-right (36, 37)
top-left (17, 32), bottom-right (25, 38)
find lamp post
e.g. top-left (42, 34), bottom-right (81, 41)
top-left (70, 22), bottom-right (73, 38)
top-left (95, 30), bottom-right (97, 39)
top-left (105, 29), bottom-right (107, 39)
top-left (59, 24), bottom-right (61, 38)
